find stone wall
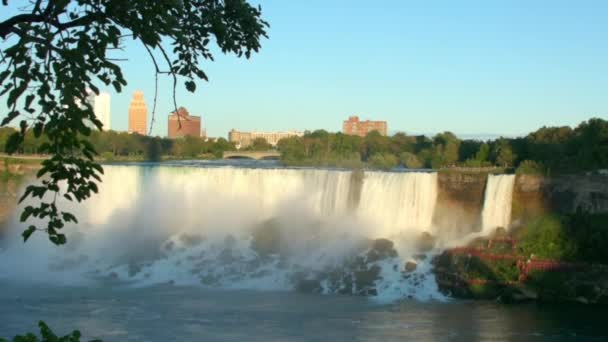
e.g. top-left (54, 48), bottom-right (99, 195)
top-left (433, 171), bottom-right (488, 237)
top-left (512, 174), bottom-right (608, 224)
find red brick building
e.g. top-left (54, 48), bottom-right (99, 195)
top-left (168, 107), bottom-right (201, 138)
top-left (342, 116), bottom-right (387, 137)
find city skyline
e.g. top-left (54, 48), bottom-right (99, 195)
top-left (1, 0), bottom-right (607, 138)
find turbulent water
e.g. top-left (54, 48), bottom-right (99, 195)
top-left (481, 174), bottom-right (516, 234)
top-left (0, 164), bottom-right (516, 303)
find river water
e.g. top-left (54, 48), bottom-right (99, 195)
top-left (0, 161), bottom-right (607, 340)
top-left (1, 284), bottom-right (606, 341)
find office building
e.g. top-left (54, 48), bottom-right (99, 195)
top-left (342, 116), bottom-right (387, 137)
top-left (128, 90), bottom-right (147, 135)
top-left (228, 129), bottom-right (303, 149)
top-left (168, 107), bottom-right (201, 138)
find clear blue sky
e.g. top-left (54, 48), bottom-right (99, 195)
top-left (2, 0), bottom-right (607, 138)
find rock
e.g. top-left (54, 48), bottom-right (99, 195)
top-left (179, 233), bottom-right (204, 247)
top-left (413, 253), bottom-right (427, 261)
top-left (518, 286), bottom-right (538, 300)
top-left (493, 227), bottom-right (507, 237)
top-left (128, 263), bottom-right (144, 277)
top-left (218, 248), bottom-right (235, 264)
top-left (416, 232), bottom-right (436, 252)
top-left (366, 238), bottom-right (397, 262)
top-left (251, 219), bottom-right (282, 257)
top-left (296, 279), bottom-right (322, 293)
top-left (163, 240), bottom-right (175, 252)
top-left (597, 294), bottom-right (608, 305)
top-left (503, 289), bottom-right (534, 303)
top-left (364, 288), bottom-right (378, 296)
top-left (404, 260), bottom-right (417, 272)
top-left (354, 264), bottom-right (381, 294)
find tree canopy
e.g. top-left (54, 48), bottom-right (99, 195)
top-left (0, 0), bottom-right (268, 244)
top-left (275, 118), bottom-right (608, 173)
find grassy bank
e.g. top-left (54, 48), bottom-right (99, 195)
top-left (0, 156), bottom-right (41, 182)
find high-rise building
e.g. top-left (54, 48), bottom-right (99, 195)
top-left (80, 90), bottom-right (111, 130)
top-left (342, 116), bottom-right (387, 137)
top-left (228, 129), bottom-right (303, 149)
top-left (168, 107), bottom-right (201, 138)
top-left (93, 92), bottom-right (111, 130)
top-left (128, 90), bottom-right (147, 135)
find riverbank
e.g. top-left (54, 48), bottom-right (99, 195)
top-left (433, 213), bottom-right (608, 305)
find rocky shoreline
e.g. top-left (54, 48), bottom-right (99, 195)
top-left (432, 230), bottom-right (608, 305)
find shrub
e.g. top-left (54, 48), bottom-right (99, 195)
top-left (516, 160), bottom-right (545, 175)
top-left (368, 153), bottom-right (398, 170)
top-left (399, 152), bottom-right (422, 169)
top-left (99, 152), bottom-right (115, 161)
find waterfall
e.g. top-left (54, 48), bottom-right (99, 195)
top-left (358, 172), bottom-right (438, 238)
top-left (481, 174), bottom-right (515, 233)
top-left (0, 165), bottom-right (443, 302)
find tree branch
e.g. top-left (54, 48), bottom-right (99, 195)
top-left (157, 44), bottom-right (181, 129)
top-left (143, 43), bottom-right (160, 135)
top-left (0, 14), bottom-right (44, 38)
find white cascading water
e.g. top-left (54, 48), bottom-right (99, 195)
top-left (358, 172), bottom-right (438, 238)
top-left (481, 174), bottom-right (516, 233)
top-left (0, 165), bottom-right (446, 302)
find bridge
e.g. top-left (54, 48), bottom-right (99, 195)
top-left (223, 150), bottom-right (281, 160)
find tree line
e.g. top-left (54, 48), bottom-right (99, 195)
top-left (0, 129), bottom-right (238, 161)
top-left (1, 117), bottom-right (606, 173)
top-left (277, 118), bottom-right (608, 173)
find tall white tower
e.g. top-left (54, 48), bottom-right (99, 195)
top-left (94, 92), bottom-right (111, 131)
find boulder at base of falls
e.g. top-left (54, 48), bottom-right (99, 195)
top-left (296, 238), bottom-right (398, 296)
top-left (404, 260), bottom-right (417, 272)
top-left (416, 232), bottom-right (436, 252)
top-left (366, 238), bottom-right (398, 262)
top-left (296, 279), bottom-right (322, 293)
top-left (251, 218), bottom-right (282, 258)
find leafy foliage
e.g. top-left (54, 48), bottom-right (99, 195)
top-left (368, 153), bottom-right (398, 170)
top-left (245, 137), bottom-right (272, 151)
top-left (515, 160), bottom-right (545, 175)
top-left (514, 213), bottom-right (608, 263)
top-left (0, 321), bottom-right (101, 342)
top-left (275, 118), bottom-right (608, 172)
top-left (399, 151), bottom-right (422, 169)
top-left (0, 0), bottom-right (268, 244)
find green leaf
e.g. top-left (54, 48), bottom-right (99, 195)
top-left (25, 94), bottom-right (35, 108)
top-left (49, 234), bottom-right (67, 245)
top-left (62, 212), bottom-right (78, 223)
top-left (22, 226), bottom-right (36, 242)
top-left (0, 110), bottom-right (19, 126)
top-left (185, 80), bottom-right (196, 92)
top-left (20, 206), bottom-right (34, 222)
